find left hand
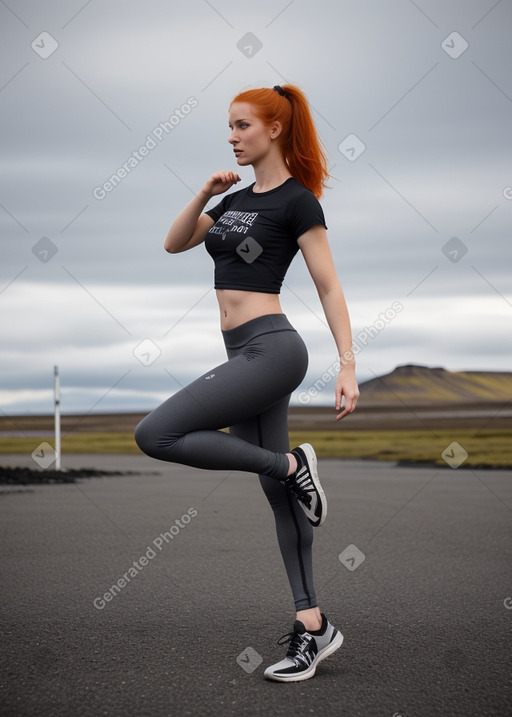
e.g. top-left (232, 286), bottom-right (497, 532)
top-left (335, 366), bottom-right (359, 420)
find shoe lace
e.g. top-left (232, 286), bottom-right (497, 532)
top-left (283, 472), bottom-right (312, 507)
top-left (277, 629), bottom-right (311, 659)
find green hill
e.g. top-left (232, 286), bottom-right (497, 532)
top-left (358, 364), bottom-right (512, 405)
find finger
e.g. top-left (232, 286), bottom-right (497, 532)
top-left (335, 392), bottom-right (342, 412)
top-left (335, 396), bottom-right (358, 420)
top-left (335, 401), bottom-right (347, 419)
top-left (336, 406), bottom-right (353, 420)
top-left (335, 382), bottom-right (345, 410)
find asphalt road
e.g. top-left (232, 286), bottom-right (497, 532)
top-left (1, 454), bottom-right (511, 717)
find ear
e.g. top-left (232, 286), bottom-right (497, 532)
top-left (270, 121), bottom-right (283, 139)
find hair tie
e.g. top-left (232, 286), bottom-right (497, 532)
top-left (273, 85), bottom-right (287, 98)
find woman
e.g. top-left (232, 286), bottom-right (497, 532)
top-left (135, 84), bottom-right (359, 682)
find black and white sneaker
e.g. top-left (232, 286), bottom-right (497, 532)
top-left (264, 614), bottom-right (343, 682)
top-left (282, 443), bottom-right (327, 527)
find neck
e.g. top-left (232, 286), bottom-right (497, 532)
top-left (251, 150), bottom-right (292, 193)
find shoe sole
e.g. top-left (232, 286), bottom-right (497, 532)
top-left (300, 443), bottom-right (327, 527)
top-left (264, 630), bottom-right (344, 683)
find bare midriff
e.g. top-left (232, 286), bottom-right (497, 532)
top-left (216, 289), bottom-right (284, 330)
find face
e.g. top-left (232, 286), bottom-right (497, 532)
top-left (228, 102), bottom-right (280, 166)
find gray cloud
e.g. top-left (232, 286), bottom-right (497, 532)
top-left (2, 0), bottom-right (511, 414)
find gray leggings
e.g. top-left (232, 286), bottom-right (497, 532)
top-left (134, 313), bottom-right (317, 610)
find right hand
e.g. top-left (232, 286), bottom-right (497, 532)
top-left (202, 171), bottom-right (241, 198)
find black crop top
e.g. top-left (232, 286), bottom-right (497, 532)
top-left (204, 177), bottom-right (327, 294)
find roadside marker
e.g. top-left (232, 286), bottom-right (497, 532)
top-left (54, 365), bottom-right (61, 470)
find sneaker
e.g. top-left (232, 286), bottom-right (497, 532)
top-left (282, 443), bottom-right (326, 527)
top-left (264, 614), bottom-right (343, 682)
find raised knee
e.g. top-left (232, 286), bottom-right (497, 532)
top-left (134, 418), bottom-right (158, 458)
top-left (134, 417), bottom-right (183, 459)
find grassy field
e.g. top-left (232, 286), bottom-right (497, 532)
top-left (1, 428), bottom-right (511, 468)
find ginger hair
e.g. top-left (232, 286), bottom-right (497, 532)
top-left (231, 84), bottom-right (330, 198)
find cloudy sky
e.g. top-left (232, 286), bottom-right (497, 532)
top-left (1, 0), bottom-right (511, 416)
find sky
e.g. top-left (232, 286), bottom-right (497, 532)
top-left (1, 0), bottom-right (511, 416)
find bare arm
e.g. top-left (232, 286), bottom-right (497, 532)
top-left (164, 170), bottom-right (241, 253)
top-left (297, 225), bottom-right (360, 420)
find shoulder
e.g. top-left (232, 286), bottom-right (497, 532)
top-left (285, 179), bottom-right (325, 218)
top-left (283, 179), bottom-right (327, 238)
top-left (284, 179), bottom-right (323, 212)
top-left (284, 178), bottom-right (319, 200)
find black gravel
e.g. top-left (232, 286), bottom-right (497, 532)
top-left (0, 465), bottom-right (126, 485)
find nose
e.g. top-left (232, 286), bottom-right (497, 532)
top-left (228, 128), bottom-right (239, 145)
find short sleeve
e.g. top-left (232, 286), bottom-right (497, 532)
top-left (204, 195), bottom-right (229, 223)
top-left (287, 191), bottom-right (327, 240)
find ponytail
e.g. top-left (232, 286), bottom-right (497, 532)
top-left (230, 84), bottom-right (330, 198)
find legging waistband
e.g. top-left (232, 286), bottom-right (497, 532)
top-left (221, 313), bottom-right (297, 349)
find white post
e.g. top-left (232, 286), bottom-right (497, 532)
top-left (54, 365), bottom-right (61, 470)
